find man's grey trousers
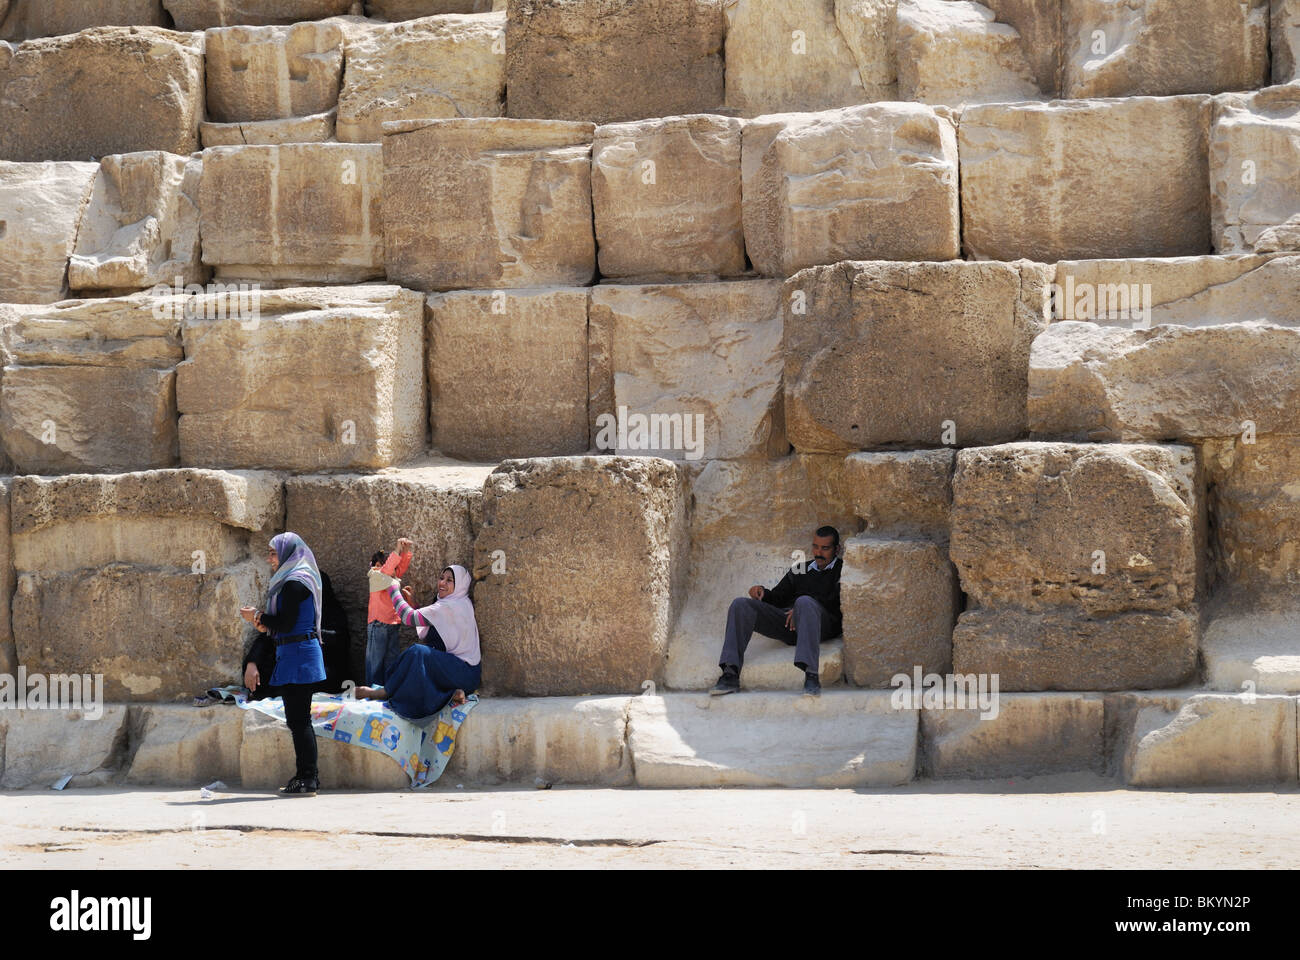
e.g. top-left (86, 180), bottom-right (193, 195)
top-left (719, 595), bottom-right (838, 676)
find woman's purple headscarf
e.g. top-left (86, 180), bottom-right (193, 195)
top-left (266, 532), bottom-right (323, 635)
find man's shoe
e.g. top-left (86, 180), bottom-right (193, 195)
top-left (802, 672), bottom-right (821, 698)
top-left (280, 776), bottom-right (318, 796)
top-left (710, 666), bottom-right (740, 696)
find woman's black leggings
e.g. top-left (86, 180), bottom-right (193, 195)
top-left (280, 683), bottom-right (318, 781)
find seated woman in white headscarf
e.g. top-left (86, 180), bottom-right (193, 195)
top-left (355, 564), bottom-right (481, 720)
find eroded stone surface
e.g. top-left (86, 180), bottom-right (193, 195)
top-left (200, 112), bottom-right (337, 147)
top-left (205, 21), bottom-right (344, 123)
top-left (162, 0), bottom-right (353, 29)
top-left (1211, 87), bottom-right (1300, 255)
top-left (843, 450), bottom-right (954, 540)
top-left (896, 0), bottom-right (1041, 107)
top-left (922, 693), bottom-right (1105, 778)
top-left (0, 0), bottom-right (167, 40)
top-left (743, 103), bottom-right (960, 276)
top-left (0, 161), bottom-right (98, 304)
top-left (1276, 0), bottom-right (1300, 84)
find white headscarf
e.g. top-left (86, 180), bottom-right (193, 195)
top-left (416, 565), bottom-right (480, 666)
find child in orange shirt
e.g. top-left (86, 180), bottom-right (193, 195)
top-left (365, 537), bottom-right (413, 686)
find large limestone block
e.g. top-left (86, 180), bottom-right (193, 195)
top-left (784, 259), bottom-right (1050, 452)
top-left (199, 111), bottom-right (337, 147)
top-left (199, 144), bottom-right (383, 284)
top-left (663, 455), bottom-right (858, 690)
top-left (0, 0), bottom-right (167, 40)
top-left (505, 0), bottom-right (725, 124)
top-left (162, 0), bottom-right (353, 29)
top-left (1048, 256), bottom-right (1300, 328)
top-left (0, 161), bottom-right (98, 304)
top-left (0, 707), bottom-right (128, 788)
top-left (205, 22), bottom-right (344, 123)
top-left (382, 118), bottom-right (595, 290)
top-left (843, 450), bottom-right (954, 540)
top-left (124, 704), bottom-right (244, 785)
top-left (239, 706), bottom-right (411, 789)
top-left (1029, 321), bottom-right (1300, 441)
top-left (628, 691), bottom-right (917, 786)
top-left (0, 480), bottom-right (12, 668)
top-left (960, 97), bottom-right (1211, 262)
top-left (1062, 0), bottom-right (1269, 99)
top-left (471, 457), bottom-right (687, 696)
top-left (950, 442), bottom-right (1199, 690)
top-left (10, 469), bottom-right (280, 700)
top-left (591, 115), bottom-right (745, 279)
top-left (284, 464), bottom-right (489, 657)
top-left (921, 693), bottom-right (1105, 778)
top-left (445, 696), bottom-right (633, 784)
top-left (337, 13), bottom-right (505, 143)
top-left (722, 0), bottom-right (895, 117)
top-left (841, 535), bottom-right (956, 687)
top-left (1277, 0), bottom-right (1300, 84)
top-left (951, 442), bottom-right (1197, 613)
top-left (588, 281), bottom-right (784, 461)
top-left (743, 103), bottom-right (960, 276)
top-left (973, 0), bottom-right (1060, 96)
top-left (68, 152), bottom-right (204, 293)
top-left (368, 0), bottom-right (500, 18)
top-left (1202, 611), bottom-right (1300, 694)
top-left (896, 0), bottom-right (1041, 107)
top-left (1117, 693), bottom-right (1298, 786)
top-left (427, 288), bottom-right (588, 460)
top-left (0, 296), bottom-right (183, 472)
top-left (0, 28), bottom-right (203, 162)
top-left (1211, 87), bottom-right (1300, 254)
top-left (176, 286), bottom-right (425, 471)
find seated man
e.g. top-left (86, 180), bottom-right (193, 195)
top-left (712, 526), bottom-right (842, 698)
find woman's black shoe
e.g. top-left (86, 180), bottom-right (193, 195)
top-left (280, 776), bottom-right (318, 796)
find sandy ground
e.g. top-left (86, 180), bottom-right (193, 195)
top-left (3, 773), bottom-right (1299, 869)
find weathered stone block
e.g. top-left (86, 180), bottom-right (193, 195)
top-left (1114, 692), bottom-right (1298, 786)
top-left (1211, 87), bottom-right (1300, 254)
top-left (505, 0), bottom-right (725, 124)
top-left (1202, 611), bottom-right (1300, 694)
top-left (1062, 0), bottom-right (1269, 98)
top-left (0, 479), bottom-right (13, 672)
top-left (204, 22), bottom-right (344, 123)
top-left (124, 703), bottom-right (244, 785)
top-left (1276, 0), bottom-right (1300, 84)
top-left (176, 286), bottom-right (425, 471)
top-left (628, 692), bottom-right (917, 786)
top-left (368, 0), bottom-right (500, 18)
top-left (0, 0), bottom-right (167, 40)
top-left (162, 0), bottom-right (353, 29)
top-left (843, 450), bottom-right (954, 539)
top-left (445, 695), bottom-right (633, 784)
top-left (69, 152), bottom-right (204, 293)
top-left (337, 13), bottom-right (505, 142)
top-left (591, 115), bottom-right (744, 278)
top-left (284, 464), bottom-right (489, 657)
top-left (199, 143), bottom-right (384, 284)
top-left (0, 296), bottom-right (183, 472)
top-left (0, 28), bottom-right (204, 161)
top-left (921, 692), bottom-right (1105, 778)
top-left (383, 117), bottom-right (595, 290)
top-left (960, 96), bottom-right (1211, 261)
top-left (0, 707), bottom-right (128, 788)
top-left (1029, 321), bottom-right (1300, 441)
top-left (471, 457), bottom-right (686, 696)
top-left (0, 160), bottom-right (97, 304)
top-left (11, 469), bottom-right (281, 701)
top-left (663, 455), bottom-right (857, 690)
top-left (973, 0), bottom-right (1061, 95)
top-left (588, 281), bottom-right (784, 461)
top-left (1048, 256), bottom-right (1300, 328)
top-left (950, 442), bottom-right (1199, 690)
top-left (743, 103), bottom-right (960, 276)
top-left (841, 535), bottom-right (956, 686)
top-left (723, 0), bottom-right (896, 116)
top-left (896, 0), bottom-right (1042, 107)
top-left (199, 112), bottom-right (337, 147)
top-left (784, 259), bottom-right (1050, 452)
top-left (427, 288), bottom-right (588, 460)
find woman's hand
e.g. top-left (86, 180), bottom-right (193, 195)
top-left (244, 663), bottom-right (260, 692)
top-left (239, 606), bottom-right (257, 623)
top-left (401, 585), bottom-right (414, 603)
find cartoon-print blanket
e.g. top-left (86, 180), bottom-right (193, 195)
top-left (233, 691), bottom-right (478, 788)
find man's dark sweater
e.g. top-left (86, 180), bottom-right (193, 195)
top-left (763, 557), bottom-right (842, 629)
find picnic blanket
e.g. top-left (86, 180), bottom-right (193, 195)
top-left (209, 687), bottom-right (478, 788)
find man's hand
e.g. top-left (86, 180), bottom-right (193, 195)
top-left (397, 537), bottom-right (414, 556)
top-left (748, 585), bottom-right (766, 601)
top-left (244, 663), bottom-right (260, 692)
top-left (784, 608), bottom-right (795, 630)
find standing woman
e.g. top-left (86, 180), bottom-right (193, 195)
top-left (355, 565), bottom-right (481, 720)
top-left (240, 532), bottom-right (327, 796)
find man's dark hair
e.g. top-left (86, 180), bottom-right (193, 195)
top-left (370, 550), bottom-right (387, 566)
top-left (815, 525), bottom-right (841, 551)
